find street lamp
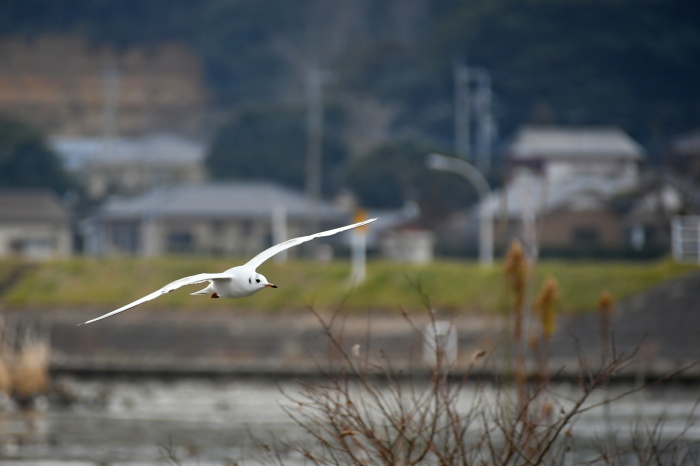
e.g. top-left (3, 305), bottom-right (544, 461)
top-left (426, 153), bottom-right (494, 266)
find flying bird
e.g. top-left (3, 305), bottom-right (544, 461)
top-left (79, 218), bottom-right (377, 325)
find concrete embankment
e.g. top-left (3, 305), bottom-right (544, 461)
top-left (7, 308), bottom-right (500, 377)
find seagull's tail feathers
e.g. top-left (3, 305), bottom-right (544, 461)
top-left (190, 285), bottom-right (211, 296)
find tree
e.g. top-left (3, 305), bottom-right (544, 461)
top-left (344, 140), bottom-right (477, 223)
top-left (0, 116), bottom-right (75, 195)
top-left (205, 105), bottom-right (348, 196)
top-left (3, 0), bottom-right (700, 160)
top-left (428, 0), bottom-right (700, 142)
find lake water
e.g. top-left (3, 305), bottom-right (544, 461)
top-left (0, 376), bottom-right (698, 465)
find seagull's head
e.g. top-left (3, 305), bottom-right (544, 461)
top-left (248, 273), bottom-right (277, 292)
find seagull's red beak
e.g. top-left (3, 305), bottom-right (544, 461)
top-left (265, 283), bottom-right (278, 288)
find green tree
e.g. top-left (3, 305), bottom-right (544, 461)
top-left (2, 0), bottom-right (699, 159)
top-left (0, 116), bottom-right (75, 195)
top-left (345, 141), bottom-right (477, 222)
top-left (205, 105), bottom-right (348, 195)
top-left (429, 0), bottom-right (700, 141)
top-left (196, 0), bottom-right (313, 105)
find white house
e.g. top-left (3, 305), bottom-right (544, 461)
top-left (52, 134), bottom-right (207, 199)
top-left (471, 126), bottom-right (648, 253)
top-left (508, 125), bottom-right (644, 185)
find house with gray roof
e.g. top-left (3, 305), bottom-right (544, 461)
top-left (508, 125), bottom-right (644, 185)
top-left (470, 126), bottom-right (657, 255)
top-left (52, 134), bottom-right (206, 199)
top-left (0, 190), bottom-right (72, 259)
top-left (82, 182), bottom-right (352, 258)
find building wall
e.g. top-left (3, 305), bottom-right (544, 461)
top-left (157, 218), bottom-right (312, 258)
top-left (0, 222), bottom-right (71, 259)
top-left (381, 230), bottom-right (435, 263)
top-left (538, 210), bottom-right (623, 248)
top-left (493, 210), bottom-right (624, 251)
top-left (100, 220), bottom-right (141, 255)
top-left (85, 162), bottom-right (206, 199)
top-left (544, 159), bottom-right (638, 184)
top-left (96, 216), bottom-right (339, 258)
top-left (98, 218), bottom-right (280, 257)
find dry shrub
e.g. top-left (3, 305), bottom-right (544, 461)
top-left (534, 277), bottom-right (559, 343)
top-left (255, 304), bottom-right (700, 465)
top-left (503, 239), bottom-right (528, 347)
top-left (0, 358), bottom-right (11, 396)
top-left (255, 242), bottom-right (698, 465)
top-left (504, 240), bottom-right (530, 416)
top-left (0, 318), bottom-right (11, 396)
top-left (597, 291), bottom-right (616, 363)
top-left (11, 332), bottom-right (50, 403)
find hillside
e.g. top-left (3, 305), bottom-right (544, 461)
top-left (0, 35), bottom-right (207, 137)
top-left (0, 0), bottom-right (697, 147)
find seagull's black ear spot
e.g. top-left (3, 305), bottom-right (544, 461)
top-left (248, 277), bottom-right (251, 284)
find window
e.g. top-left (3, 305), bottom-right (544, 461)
top-left (572, 227), bottom-right (600, 246)
top-left (210, 220), bottom-right (225, 235)
top-left (167, 231), bottom-right (194, 253)
top-left (110, 222), bottom-right (139, 253)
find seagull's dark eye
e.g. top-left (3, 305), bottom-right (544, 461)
top-left (256, 278), bottom-right (261, 283)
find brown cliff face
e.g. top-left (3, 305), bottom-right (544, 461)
top-left (0, 35), bottom-right (208, 136)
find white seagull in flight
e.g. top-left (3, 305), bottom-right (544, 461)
top-left (80, 218), bottom-right (376, 325)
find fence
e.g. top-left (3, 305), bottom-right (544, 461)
top-left (671, 215), bottom-right (700, 263)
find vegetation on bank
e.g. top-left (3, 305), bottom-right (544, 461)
top-left (0, 257), bottom-right (695, 315)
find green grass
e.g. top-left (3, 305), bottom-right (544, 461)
top-left (0, 256), bottom-right (696, 315)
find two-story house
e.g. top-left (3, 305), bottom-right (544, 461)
top-left (482, 125), bottom-right (648, 255)
top-left (52, 134), bottom-right (207, 199)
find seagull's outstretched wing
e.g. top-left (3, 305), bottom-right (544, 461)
top-left (243, 218), bottom-right (377, 271)
top-left (79, 272), bottom-right (229, 325)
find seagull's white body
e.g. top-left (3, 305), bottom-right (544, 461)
top-left (80, 218), bottom-right (376, 325)
top-left (189, 266), bottom-right (261, 299)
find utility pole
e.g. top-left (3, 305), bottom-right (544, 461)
top-left (473, 68), bottom-right (493, 175)
top-left (350, 209), bottom-right (369, 284)
top-left (305, 62), bottom-right (323, 231)
top-left (454, 62), bottom-right (470, 161)
top-left (453, 63), bottom-right (494, 175)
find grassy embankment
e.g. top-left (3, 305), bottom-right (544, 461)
top-left (0, 256), bottom-right (696, 315)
